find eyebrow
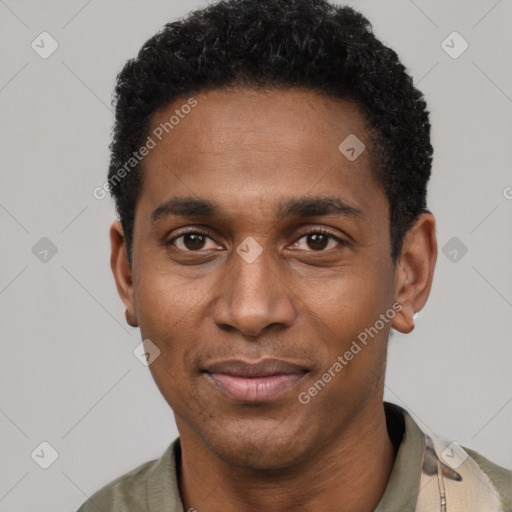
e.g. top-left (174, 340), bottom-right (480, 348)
top-left (150, 196), bottom-right (362, 223)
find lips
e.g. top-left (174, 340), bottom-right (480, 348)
top-left (203, 358), bottom-right (308, 402)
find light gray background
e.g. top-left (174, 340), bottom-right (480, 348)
top-left (1, 0), bottom-right (511, 510)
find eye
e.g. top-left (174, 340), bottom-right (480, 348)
top-left (291, 229), bottom-right (347, 252)
top-left (165, 228), bottom-right (348, 253)
top-left (166, 230), bottom-right (222, 252)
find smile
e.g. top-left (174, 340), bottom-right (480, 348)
top-left (204, 373), bottom-right (307, 402)
top-left (202, 358), bottom-right (309, 402)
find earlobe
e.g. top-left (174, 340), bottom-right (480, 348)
top-left (392, 301), bottom-right (415, 334)
top-left (110, 220), bottom-right (138, 328)
top-left (125, 309), bottom-right (139, 328)
top-left (391, 213), bottom-right (437, 335)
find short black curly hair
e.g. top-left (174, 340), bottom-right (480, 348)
top-left (107, 0), bottom-right (433, 264)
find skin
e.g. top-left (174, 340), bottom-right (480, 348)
top-left (110, 88), bottom-right (437, 512)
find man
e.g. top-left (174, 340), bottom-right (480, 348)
top-left (79, 0), bottom-right (511, 510)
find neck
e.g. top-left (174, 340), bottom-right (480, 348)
top-left (177, 401), bottom-right (396, 512)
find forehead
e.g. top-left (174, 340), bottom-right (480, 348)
top-left (137, 87), bottom-right (385, 222)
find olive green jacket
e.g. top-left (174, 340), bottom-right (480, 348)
top-left (77, 402), bottom-right (511, 511)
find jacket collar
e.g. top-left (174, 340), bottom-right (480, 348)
top-left (146, 401), bottom-right (426, 512)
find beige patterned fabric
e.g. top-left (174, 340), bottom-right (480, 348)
top-left (77, 402), bottom-right (512, 512)
top-left (414, 433), bottom-right (510, 512)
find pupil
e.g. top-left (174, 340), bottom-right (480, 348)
top-left (309, 233), bottom-right (328, 250)
top-left (185, 233), bottom-right (205, 250)
top-left (182, 233), bottom-right (329, 251)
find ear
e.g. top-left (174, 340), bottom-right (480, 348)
top-left (392, 213), bottom-right (437, 334)
top-left (110, 220), bottom-right (138, 328)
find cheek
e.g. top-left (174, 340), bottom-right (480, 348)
top-left (134, 271), bottom-right (206, 397)
top-left (302, 267), bottom-right (393, 380)
top-left (135, 265), bottom-right (204, 334)
top-left (306, 266), bottom-right (391, 332)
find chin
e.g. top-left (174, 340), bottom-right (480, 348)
top-left (201, 417), bottom-right (315, 471)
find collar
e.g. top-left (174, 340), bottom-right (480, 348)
top-left (374, 401), bottom-right (426, 512)
top-left (146, 401), bottom-right (426, 512)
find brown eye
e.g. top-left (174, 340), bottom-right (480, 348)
top-left (182, 233), bottom-right (207, 250)
top-left (306, 233), bottom-right (329, 251)
top-left (292, 230), bottom-right (346, 252)
top-left (166, 230), bottom-right (221, 252)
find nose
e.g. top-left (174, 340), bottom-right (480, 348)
top-left (212, 242), bottom-right (296, 338)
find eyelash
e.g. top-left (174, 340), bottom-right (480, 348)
top-left (165, 228), bottom-right (348, 252)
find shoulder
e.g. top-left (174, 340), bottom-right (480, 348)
top-left (462, 445), bottom-right (512, 511)
top-left (76, 457), bottom-right (157, 512)
top-left (76, 439), bottom-right (182, 512)
top-left (420, 432), bottom-right (512, 512)
top-left (394, 403), bottom-right (511, 512)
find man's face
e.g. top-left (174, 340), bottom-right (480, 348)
top-left (124, 88), bottom-right (400, 469)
